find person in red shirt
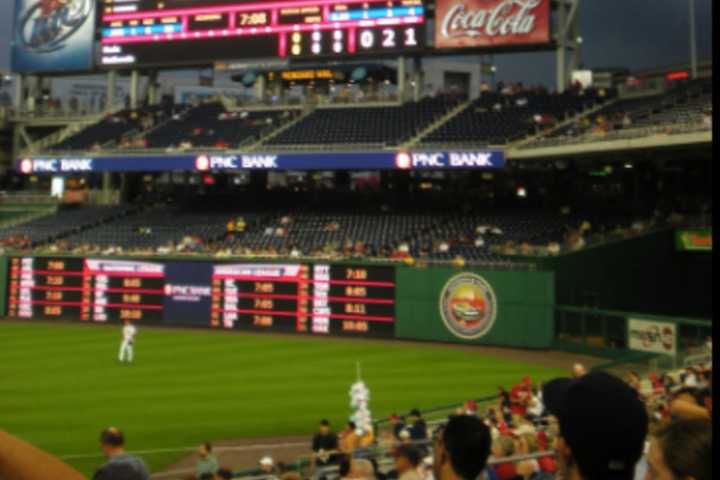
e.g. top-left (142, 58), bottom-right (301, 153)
top-left (509, 377), bottom-right (532, 417)
top-left (491, 436), bottom-right (520, 480)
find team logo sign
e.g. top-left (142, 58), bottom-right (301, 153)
top-left (16, 0), bottom-right (94, 53)
top-left (439, 273), bottom-right (497, 339)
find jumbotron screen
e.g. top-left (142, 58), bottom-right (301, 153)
top-left (6, 257), bottom-right (396, 338)
top-left (99, 0), bottom-right (426, 67)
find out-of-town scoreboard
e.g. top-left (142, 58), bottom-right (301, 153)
top-left (6, 256), bottom-right (396, 338)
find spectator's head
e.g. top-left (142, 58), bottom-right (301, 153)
top-left (99, 427), bottom-right (125, 458)
top-left (259, 456), bottom-right (274, 473)
top-left (432, 415), bottom-right (491, 480)
top-left (346, 421), bottom-right (357, 432)
top-left (319, 419), bottom-right (331, 434)
top-left (543, 371), bottom-right (648, 480)
top-left (491, 435), bottom-right (514, 459)
top-left (646, 418), bottom-right (712, 480)
top-left (198, 442), bottom-right (212, 458)
top-left (349, 458), bottom-right (375, 479)
top-left (572, 363), bottom-right (586, 378)
top-left (409, 409), bottom-right (422, 421)
top-left (393, 444), bottom-right (422, 474)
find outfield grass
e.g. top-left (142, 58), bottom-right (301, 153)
top-left (0, 321), bottom-right (566, 476)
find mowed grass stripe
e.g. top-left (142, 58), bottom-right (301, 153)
top-left (1, 321), bottom-right (565, 476)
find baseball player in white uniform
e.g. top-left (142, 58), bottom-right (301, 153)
top-left (119, 320), bottom-right (137, 363)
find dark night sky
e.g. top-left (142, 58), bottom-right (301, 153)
top-left (0, 0), bottom-right (713, 85)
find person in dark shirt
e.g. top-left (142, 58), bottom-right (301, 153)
top-left (408, 409), bottom-right (428, 441)
top-left (312, 419), bottom-right (339, 467)
top-left (389, 413), bottom-right (407, 440)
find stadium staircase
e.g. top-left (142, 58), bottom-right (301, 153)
top-left (250, 106), bottom-right (316, 151)
top-left (401, 99), bottom-right (472, 148)
top-left (508, 98), bottom-right (619, 150)
top-left (20, 110), bottom-right (121, 155)
top-left (0, 204), bottom-right (58, 230)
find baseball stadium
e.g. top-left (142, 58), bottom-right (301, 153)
top-left (0, 1), bottom-right (713, 480)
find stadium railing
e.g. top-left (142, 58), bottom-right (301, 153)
top-left (519, 120), bottom-right (712, 150)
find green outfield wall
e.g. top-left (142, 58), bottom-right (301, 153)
top-left (0, 254), bottom-right (554, 349)
top-left (394, 266), bottom-right (555, 348)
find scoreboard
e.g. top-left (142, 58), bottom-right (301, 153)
top-left (6, 257), bottom-right (396, 338)
top-left (99, 0), bottom-right (426, 67)
top-left (210, 263), bottom-right (394, 336)
top-left (7, 257), bottom-right (165, 324)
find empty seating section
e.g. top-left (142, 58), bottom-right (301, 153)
top-left (61, 206), bottom-right (241, 249)
top-left (541, 78), bottom-right (712, 141)
top-left (144, 104), bottom-right (297, 148)
top-left (266, 97), bottom-right (461, 147)
top-left (0, 206), bottom-right (128, 245)
top-left (52, 105), bottom-right (171, 151)
top-left (422, 90), bottom-right (604, 146)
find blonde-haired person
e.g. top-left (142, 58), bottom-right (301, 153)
top-left (514, 434), bottom-right (543, 480)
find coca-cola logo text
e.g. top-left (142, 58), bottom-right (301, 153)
top-left (436, 0), bottom-right (550, 49)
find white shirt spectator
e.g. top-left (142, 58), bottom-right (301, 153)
top-left (527, 393), bottom-right (544, 417)
top-left (474, 237), bottom-right (485, 248)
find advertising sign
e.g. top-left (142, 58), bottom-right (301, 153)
top-left (627, 318), bottom-right (677, 356)
top-left (18, 150), bottom-right (507, 174)
top-left (12, 0), bottom-right (96, 73)
top-left (435, 0), bottom-right (551, 50)
top-left (675, 229), bottom-right (712, 252)
top-left (439, 273), bottom-right (498, 340)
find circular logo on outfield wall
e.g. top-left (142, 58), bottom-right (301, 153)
top-left (439, 273), bottom-right (497, 340)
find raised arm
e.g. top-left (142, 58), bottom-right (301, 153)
top-left (0, 430), bottom-right (87, 480)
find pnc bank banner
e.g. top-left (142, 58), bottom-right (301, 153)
top-left (17, 151), bottom-right (506, 174)
top-left (435, 0), bottom-right (551, 50)
top-left (12, 0), bottom-right (96, 73)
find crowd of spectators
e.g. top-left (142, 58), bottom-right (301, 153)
top-left (0, 353), bottom-right (711, 480)
top-left (5, 203), bottom-right (692, 265)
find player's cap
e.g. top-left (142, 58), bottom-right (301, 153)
top-left (100, 427), bottom-right (124, 447)
top-left (543, 371), bottom-right (648, 480)
top-left (260, 456), bottom-right (274, 466)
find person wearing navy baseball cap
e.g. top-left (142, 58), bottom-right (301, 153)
top-left (542, 371), bottom-right (648, 480)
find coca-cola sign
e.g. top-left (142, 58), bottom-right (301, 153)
top-left (435, 0), bottom-right (551, 49)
